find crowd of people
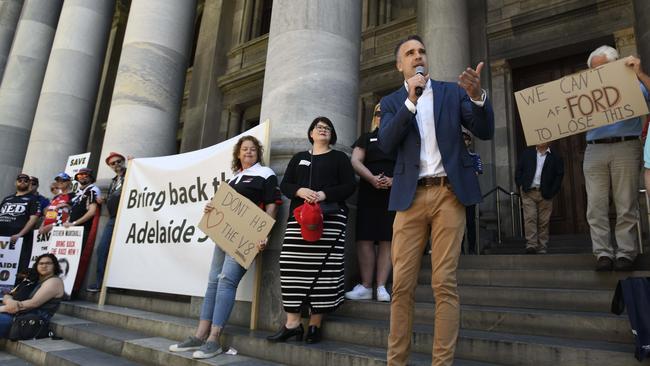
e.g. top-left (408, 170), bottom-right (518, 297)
top-left (0, 35), bottom-right (649, 366)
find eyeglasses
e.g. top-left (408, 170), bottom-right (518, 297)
top-left (109, 159), bottom-right (123, 166)
top-left (76, 173), bottom-right (89, 177)
top-left (315, 125), bottom-right (332, 132)
top-left (16, 178), bottom-right (29, 183)
top-left (37, 262), bottom-right (54, 266)
top-left (374, 111), bottom-right (381, 117)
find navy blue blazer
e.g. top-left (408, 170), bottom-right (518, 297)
top-left (378, 81), bottom-right (495, 211)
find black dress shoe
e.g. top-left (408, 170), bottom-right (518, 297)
top-left (595, 257), bottom-right (613, 272)
top-left (266, 324), bottom-right (304, 342)
top-left (305, 325), bottom-right (322, 344)
top-left (614, 257), bottom-right (634, 272)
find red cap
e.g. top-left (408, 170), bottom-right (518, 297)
top-left (105, 152), bottom-right (126, 165)
top-left (293, 202), bottom-right (323, 242)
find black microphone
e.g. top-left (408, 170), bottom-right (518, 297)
top-left (415, 66), bottom-right (425, 97)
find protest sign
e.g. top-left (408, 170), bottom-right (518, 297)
top-left (29, 230), bottom-right (51, 268)
top-left (514, 58), bottom-right (649, 146)
top-left (0, 236), bottom-right (22, 293)
top-left (49, 227), bottom-right (83, 295)
top-left (198, 183), bottom-right (275, 269)
top-left (105, 122), bottom-right (270, 300)
top-left (65, 152), bottom-right (91, 192)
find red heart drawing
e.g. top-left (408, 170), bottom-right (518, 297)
top-left (206, 210), bottom-right (224, 228)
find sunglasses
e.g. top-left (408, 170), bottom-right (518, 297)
top-left (109, 159), bottom-right (124, 166)
top-left (374, 111), bottom-right (381, 117)
top-left (16, 178), bottom-right (29, 183)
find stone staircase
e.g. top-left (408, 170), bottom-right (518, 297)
top-left (1, 253), bottom-right (649, 365)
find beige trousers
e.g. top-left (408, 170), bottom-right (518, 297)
top-left (521, 189), bottom-right (553, 252)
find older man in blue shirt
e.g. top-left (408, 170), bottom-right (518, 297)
top-left (584, 45), bottom-right (650, 272)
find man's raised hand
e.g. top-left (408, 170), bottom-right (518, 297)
top-left (458, 62), bottom-right (484, 101)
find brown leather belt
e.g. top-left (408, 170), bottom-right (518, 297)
top-left (587, 136), bottom-right (638, 144)
top-left (417, 176), bottom-right (449, 187)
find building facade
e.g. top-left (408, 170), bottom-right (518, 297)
top-left (0, 0), bottom-right (648, 327)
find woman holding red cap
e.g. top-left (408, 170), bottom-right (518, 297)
top-left (268, 116), bottom-right (356, 344)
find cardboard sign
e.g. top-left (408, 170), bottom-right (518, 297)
top-left (29, 230), bottom-right (51, 268)
top-left (515, 58), bottom-right (649, 146)
top-left (0, 236), bottom-right (23, 293)
top-left (49, 227), bottom-right (83, 296)
top-left (198, 183), bottom-right (275, 269)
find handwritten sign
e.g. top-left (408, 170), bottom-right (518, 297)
top-left (515, 58), bottom-right (649, 146)
top-left (198, 183), bottom-right (275, 269)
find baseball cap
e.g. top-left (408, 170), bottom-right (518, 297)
top-left (74, 168), bottom-right (94, 181)
top-left (54, 172), bottom-right (71, 181)
top-left (105, 152), bottom-right (126, 165)
top-left (16, 173), bottom-right (30, 181)
top-left (29, 176), bottom-right (39, 185)
top-left (293, 202), bottom-right (323, 242)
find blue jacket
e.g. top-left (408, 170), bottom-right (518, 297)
top-left (378, 80), bottom-right (494, 211)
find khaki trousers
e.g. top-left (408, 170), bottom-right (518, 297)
top-left (387, 184), bottom-right (465, 366)
top-left (583, 140), bottom-right (640, 260)
top-left (521, 189), bottom-right (553, 252)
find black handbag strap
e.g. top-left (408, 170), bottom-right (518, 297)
top-left (301, 227), bottom-right (345, 309)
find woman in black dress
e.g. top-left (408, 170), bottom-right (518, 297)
top-left (345, 103), bottom-right (396, 302)
top-left (267, 117), bottom-right (356, 344)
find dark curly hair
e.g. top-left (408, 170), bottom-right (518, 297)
top-left (35, 253), bottom-right (63, 276)
top-left (231, 135), bottom-right (264, 173)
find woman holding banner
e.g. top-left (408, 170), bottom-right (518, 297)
top-left (0, 253), bottom-right (64, 338)
top-left (267, 116), bottom-right (356, 344)
top-left (169, 135), bottom-right (281, 360)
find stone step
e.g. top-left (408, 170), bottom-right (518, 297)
top-left (337, 301), bottom-right (632, 344)
top-left (0, 350), bottom-right (34, 365)
top-left (482, 247), bottom-right (592, 254)
top-left (0, 338), bottom-right (140, 366)
top-left (455, 254), bottom-right (650, 270)
top-left (413, 285), bottom-right (613, 313)
top-left (57, 301), bottom-right (499, 366)
top-left (423, 269), bottom-right (650, 290)
top-left (322, 316), bottom-right (640, 366)
top-left (48, 313), bottom-right (281, 366)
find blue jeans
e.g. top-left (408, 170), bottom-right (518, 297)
top-left (0, 313), bottom-right (13, 338)
top-left (199, 245), bottom-right (247, 328)
top-left (95, 217), bottom-right (116, 287)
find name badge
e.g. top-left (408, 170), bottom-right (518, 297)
top-left (370, 138), bottom-right (378, 142)
top-left (299, 160), bottom-right (311, 166)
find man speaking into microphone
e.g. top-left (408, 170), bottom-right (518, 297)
top-left (378, 35), bottom-right (494, 366)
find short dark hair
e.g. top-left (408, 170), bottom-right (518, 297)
top-left (308, 117), bottom-right (337, 145)
top-left (394, 34), bottom-right (425, 60)
top-left (231, 135), bottom-right (264, 173)
top-left (35, 253), bottom-right (63, 276)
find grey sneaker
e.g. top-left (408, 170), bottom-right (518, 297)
top-left (169, 336), bottom-right (204, 352)
top-left (192, 340), bottom-right (223, 359)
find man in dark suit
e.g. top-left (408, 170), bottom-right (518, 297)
top-left (515, 143), bottom-right (564, 254)
top-left (378, 35), bottom-right (494, 366)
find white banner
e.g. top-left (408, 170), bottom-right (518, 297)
top-left (29, 230), bottom-right (51, 268)
top-left (0, 236), bottom-right (23, 293)
top-left (49, 227), bottom-right (83, 296)
top-left (106, 122), bottom-right (270, 300)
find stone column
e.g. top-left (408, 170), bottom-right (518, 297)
top-left (0, 0), bottom-right (62, 194)
top-left (417, 0), bottom-right (470, 82)
top-left (22, 0), bottom-right (114, 184)
top-left (97, 0), bottom-right (196, 181)
top-left (633, 0), bottom-right (650, 65)
top-left (0, 0), bottom-right (23, 82)
top-left (180, 0), bottom-right (234, 152)
top-left (257, 0), bottom-right (361, 330)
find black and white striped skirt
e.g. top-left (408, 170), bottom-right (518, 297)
top-left (280, 212), bottom-right (347, 314)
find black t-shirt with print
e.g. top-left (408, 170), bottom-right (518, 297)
top-left (69, 184), bottom-right (100, 230)
top-left (0, 193), bottom-right (40, 236)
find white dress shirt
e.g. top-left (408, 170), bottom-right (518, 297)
top-left (531, 148), bottom-right (550, 188)
top-left (403, 79), bottom-right (486, 178)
